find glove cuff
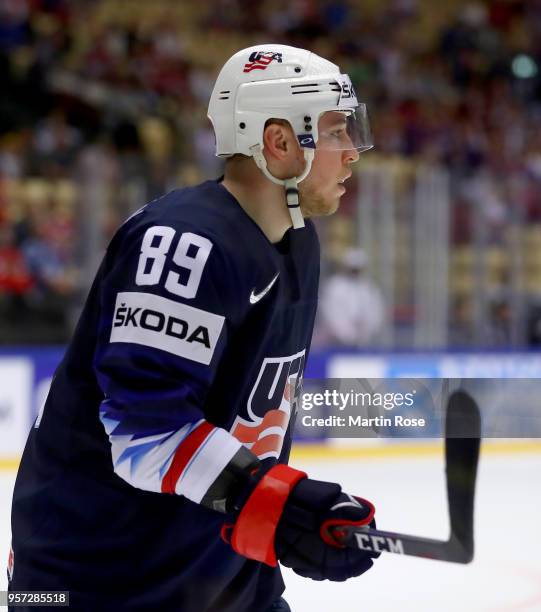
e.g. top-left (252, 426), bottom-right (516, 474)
top-left (231, 464), bottom-right (307, 566)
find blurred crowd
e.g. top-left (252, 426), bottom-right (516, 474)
top-left (1, 0), bottom-right (541, 346)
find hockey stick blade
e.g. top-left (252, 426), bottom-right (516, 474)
top-left (327, 389), bottom-right (481, 563)
top-left (444, 390), bottom-right (481, 562)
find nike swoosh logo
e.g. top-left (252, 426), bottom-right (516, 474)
top-left (250, 273), bottom-right (279, 305)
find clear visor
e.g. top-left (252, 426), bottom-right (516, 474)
top-left (316, 106), bottom-right (373, 152)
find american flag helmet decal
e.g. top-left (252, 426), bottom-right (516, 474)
top-left (243, 51), bottom-right (283, 73)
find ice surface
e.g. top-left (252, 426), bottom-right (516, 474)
top-left (1, 448), bottom-right (540, 611)
top-left (283, 447), bottom-right (541, 611)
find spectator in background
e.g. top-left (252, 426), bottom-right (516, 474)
top-left (10, 180), bottom-right (81, 343)
top-left (32, 109), bottom-right (83, 177)
top-left (1, 0), bottom-right (541, 347)
top-left (319, 248), bottom-right (386, 347)
top-left (0, 222), bottom-right (33, 342)
top-left (0, 222), bottom-right (33, 297)
top-left (22, 206), bottom-right (79, 299)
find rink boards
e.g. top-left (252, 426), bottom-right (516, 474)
top-left (2, 347), bottom-right (541, 463)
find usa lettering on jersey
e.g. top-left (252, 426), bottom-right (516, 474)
top-left (231, 350), bottom-right (305, 459)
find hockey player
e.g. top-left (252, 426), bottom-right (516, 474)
top-left (9, 45), bottom-right (378, 611)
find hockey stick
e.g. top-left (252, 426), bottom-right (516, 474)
top-left (326, 389), bottom-right (481, 563)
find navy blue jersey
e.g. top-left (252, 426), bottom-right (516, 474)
top-left (9, 180), bottom-right (320, 612)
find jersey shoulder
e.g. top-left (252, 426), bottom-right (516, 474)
top-left (116, 181), bottom-right (274, 274)
top-left (102, 181), bottom-right (279, 324)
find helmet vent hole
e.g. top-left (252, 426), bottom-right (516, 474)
top-left (305, 124), bottom-right (312, 131)
top-left (294, 67), bottom-right (301, 73)
top-left (239, 122), bottom-right (246, 129)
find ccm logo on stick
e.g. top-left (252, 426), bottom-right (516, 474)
top-left (355, 533), bottom-right (405, 555)
top-left (110, 292), bottom-right (225, 365)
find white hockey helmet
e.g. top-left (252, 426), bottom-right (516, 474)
top-left (208, 44), bottom-right (372, 228)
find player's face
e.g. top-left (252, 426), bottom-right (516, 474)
top-left (299, 111), bottom-right (360, 218)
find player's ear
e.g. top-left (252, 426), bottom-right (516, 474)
top-left (263, 120), bottom-right (297, 160)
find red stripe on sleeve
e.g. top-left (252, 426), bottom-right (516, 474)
top-left (161, 421), bottom-right (215, 494)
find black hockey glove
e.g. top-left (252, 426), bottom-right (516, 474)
top-left (225, 464), bottom-right (379, 582)
top-left (275, 477), bottom-right (378, 581)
